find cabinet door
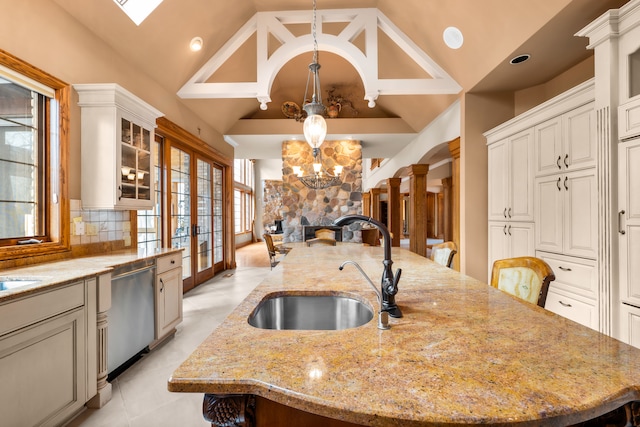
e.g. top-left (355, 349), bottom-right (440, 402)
top-left (488, 221), bottom-right (509, 275)
top-left (563, 102), bottom-right (596, 172)
top-left (0, 308), bottom-right (85, 427)
top-left (156, 267), bottom-right (183, 340)
top-left (507, 222), bottom-right (535, 258)
top-left (619, 139), bottom-right (640, 306)
top-left (535, 175), bottom-right (564, 253)
top-left (563, 169), bottom-right (598, 259)
top-left (488, 139), bottom-right (509, 221)
top-left (619, 304), bottom-right (640, 349)
top-left (509, 129), bottom-right (534, 221)
top-left (534, 116), bottom-right (562, 177)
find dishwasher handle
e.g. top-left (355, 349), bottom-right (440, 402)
top-left (112, 264), bottom-right (156, 280)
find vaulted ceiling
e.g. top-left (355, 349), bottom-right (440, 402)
top-left (53, 0), bottom-right (628, 160)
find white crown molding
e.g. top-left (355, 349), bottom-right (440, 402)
top-left (177, 8), bottom-right (461, 109)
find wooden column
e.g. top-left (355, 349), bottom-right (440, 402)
top-left (449, 137), bottom-right (461, 271)
top-left (361, 192), bottom-right (371, 217)
top-left (386, 178), bottom-right (402, 247)
top-left (442, 177), bottom-right (453, 241)
top-left (408, 164), bottom-right (429, 257)
top-left (370, 188), bottom-right (381, 222)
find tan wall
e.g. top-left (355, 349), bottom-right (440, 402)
top-left (461, 92), bottom-right (514, 282)
top-left (1, 1), bottom-right (230, 199)
top-left (514, 57), bottom-right (595, 115)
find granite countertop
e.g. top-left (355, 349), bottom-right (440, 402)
top-left (0, 247), bottom-right (182, 303)
top-left (168, 244), bottom-right (640, 426)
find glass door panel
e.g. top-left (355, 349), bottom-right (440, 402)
top-left (170, 147), bottom-right (191, 281)
top-left (196, 159), bottom-right (212, 274)
top-left (213, 166), bottom-right (224, 267)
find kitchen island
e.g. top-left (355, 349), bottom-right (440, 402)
top-left (168, 244), bottom-right (640, 426)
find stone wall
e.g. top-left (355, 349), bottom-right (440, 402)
top-left (262, 180), bottom-right (284, 235)
top-left (280, 140), bottom-right (363, 243)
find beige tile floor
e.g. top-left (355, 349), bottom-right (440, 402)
top-left (66, 243), bottom-right (270, 427)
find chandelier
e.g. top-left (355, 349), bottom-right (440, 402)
top-left (293, 147), bottom-right (343, 190)
top-left (301, 0), bottom-right (327, 151)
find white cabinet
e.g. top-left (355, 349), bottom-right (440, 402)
top-left (488, 129), bottom-right (534, 222)
top-left (75, 83), bottom-right (163, 210)
top-left (0, 282), bottom-right (87, 427)
top-left (154, 252), bottom-right (183, 343)
top-left (534, 103), bottom-right (596, 177)
top-left (619, 303), bottom-right (640, 348)
top-left (538, 251), bottom-right (598, 330)
top-left (488, 221), bottom-right (534, 274)
top-left (535, 169), bottom-right (598, 259)
top-left (618, 138), bottom-right (640, 307)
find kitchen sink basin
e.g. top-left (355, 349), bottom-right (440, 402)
top-left (0, 278), bottom-right (42, 291)
top-left (248, 294), bottom-right (374, 330)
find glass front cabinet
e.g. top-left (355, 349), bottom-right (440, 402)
top-left (75, 83), bottom-right (163, 210)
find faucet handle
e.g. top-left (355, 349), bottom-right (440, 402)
top-left (385, 268), bottom-right (401, 296)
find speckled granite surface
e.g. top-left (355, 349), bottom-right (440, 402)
top-left (168, 244), bottom-right (640, 426)
top-left (0, 248), bottom-right (181, 303)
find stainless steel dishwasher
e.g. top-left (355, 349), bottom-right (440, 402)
top-left (107, 258), bottom-right (156, 379)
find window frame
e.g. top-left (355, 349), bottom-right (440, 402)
top-left (0, 49), bottom-right (70, 263)
top-left (233, 159), bottom-right (253, 235)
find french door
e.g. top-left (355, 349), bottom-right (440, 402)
top-left (169, 145), bottom-right (225, 292)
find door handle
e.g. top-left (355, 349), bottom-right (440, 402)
top-left (159, 278), bottom-right (164, 293)
top-left (564, 176), bottom-right (568, 191)
top-left (503, 225), bottom-right (507, 235)
top-left (564, 154), bottom-right (569, 168)
top-left (504, 208), bottom-right (507, 219)
top-left (507, 225), bottom-right (512, 236)
top-left (558, 266), bottom-right (572, 272)
top-left (557, 156), bottom-right (562, 170)
top-left (619, 210), bottom-right (626, 235)
top-left (192, 224), bottom-right (201, 236)
top-left (557, 177), bottom-right (561, 191)
top-left (558, 300), bottom-right (572, 307)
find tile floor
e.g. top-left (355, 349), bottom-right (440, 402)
top-left (66, 243), bottom-right (270, 427)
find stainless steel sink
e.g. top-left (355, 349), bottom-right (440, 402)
top-left (0, 278), bottom-right (42, 291)
top-left (248, 294), bottom-right (373, 330)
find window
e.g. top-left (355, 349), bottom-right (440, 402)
top-left (234, 159), bottom-right (253, 235)
top-left (0, 50), bottom-right (69, 260)
top-left (137, 135), bottom-right (163, 251)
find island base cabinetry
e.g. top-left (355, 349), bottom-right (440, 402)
top-left (203, 394), bottom-right (364, 427)
top-left (0, 282), bottom-right (88, 427)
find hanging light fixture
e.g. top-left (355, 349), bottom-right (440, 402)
top-left (293, 147), bottom-right (343, 190)
top-left (301, 0), bottom-right (327, 151)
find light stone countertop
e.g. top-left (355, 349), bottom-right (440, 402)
top-left (168, 243), bottom-right (640, 426)
top-left (0, 247), bottom-right (182, 303)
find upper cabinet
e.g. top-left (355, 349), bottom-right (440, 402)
top-left (75, 84), bottom-right (163, 210)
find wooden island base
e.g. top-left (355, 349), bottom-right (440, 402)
top-left (203, 394), bottom-right (640, 427)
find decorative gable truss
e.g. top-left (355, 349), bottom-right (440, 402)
top-left (177, 8), bottom-right (461, 110)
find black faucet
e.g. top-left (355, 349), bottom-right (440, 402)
top-left (333, 214), bottom-right (402, 318)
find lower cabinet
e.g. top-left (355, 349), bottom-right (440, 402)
top-left (488, 221), bottom-right (534, 277)
top-left (155, 253), bottom-right (183, 342)
top-left (619, 304), bottom-right (640, 348)
top-left (0, 282), bottom-right (87, 427)
top-left (538, 251), bottom-right (598, 331)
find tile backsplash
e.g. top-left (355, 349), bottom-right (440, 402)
top-left (69, 199), bottom-right (132, 247)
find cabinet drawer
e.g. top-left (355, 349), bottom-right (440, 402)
top-left (545, 288), bottom-right (597, 330)
top-left (537, 252), bottom-right (597, 299)
top-left (0, 281), bottom-right (84, 337)
top-left (157, 252), bottom-right (182, 274)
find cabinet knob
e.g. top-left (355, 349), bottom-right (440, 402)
top-left (171, 259), bottom-right (176, 264)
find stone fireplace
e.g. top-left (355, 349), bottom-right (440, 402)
top-left (279, 139), bottom-right (363, 243)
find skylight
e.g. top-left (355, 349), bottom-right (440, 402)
top-left (113, 0), bottom-right (163, 26)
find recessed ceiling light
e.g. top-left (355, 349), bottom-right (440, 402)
top-left (443, 27), bottom-right (463, 49)
top-left (190, 37), bottom-right (203, 52)
top-left (510, 54), bottom-right (531, 65)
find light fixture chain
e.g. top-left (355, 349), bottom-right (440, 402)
top-left (312, 0), bottom-right (318, 64)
